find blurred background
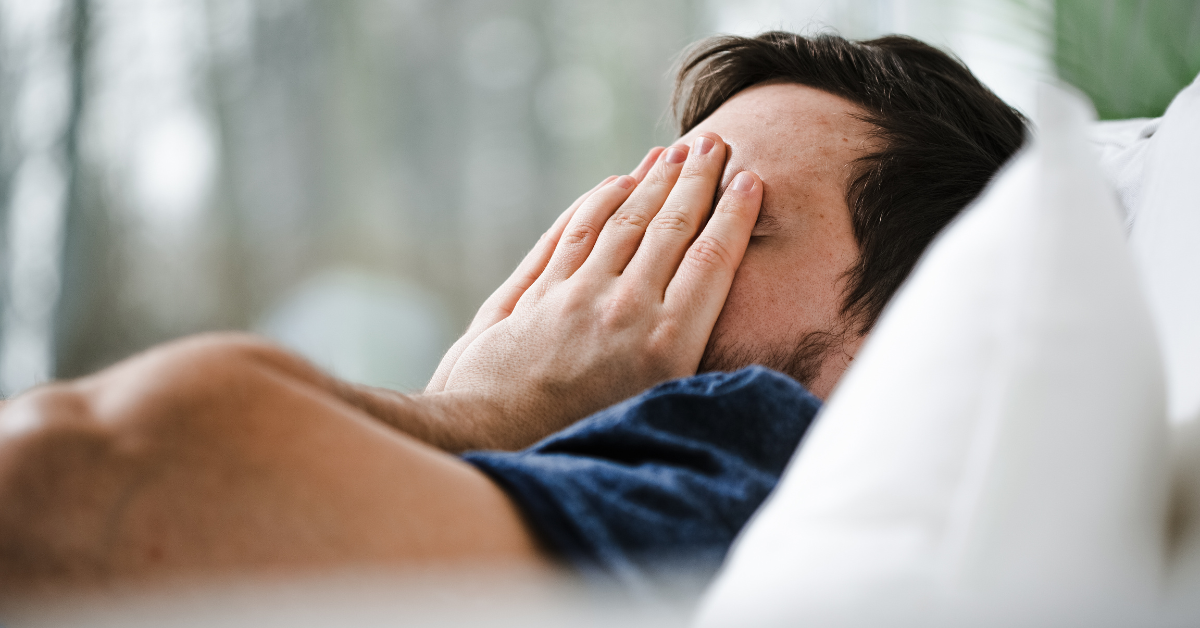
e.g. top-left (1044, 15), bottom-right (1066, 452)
top-left (0, 0), bottom-right (1196, 395)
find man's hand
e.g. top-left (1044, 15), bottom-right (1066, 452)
top-left (425, 146), bottom-right (666, 394)
top-left (429, 133), bottom-right (763, 450)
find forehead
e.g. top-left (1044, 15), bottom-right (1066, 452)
top-left (679, 82), bottom-right (873, 205)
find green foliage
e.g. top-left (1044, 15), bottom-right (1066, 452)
top-left (1056, 0), bottom-right (1200, 119)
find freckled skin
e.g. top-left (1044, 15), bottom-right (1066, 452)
top-left (678, 83), bottom-right (874, 399)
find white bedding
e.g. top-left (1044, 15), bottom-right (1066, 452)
top-left (695, 83), bottom-right (1170, 628)
top-left (695, 73), bottom-right (1200, 627)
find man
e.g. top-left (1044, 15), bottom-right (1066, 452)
top-left (0, 32), bottom-right (1024, 592)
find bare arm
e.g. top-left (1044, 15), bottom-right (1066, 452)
top-left (0, 137), bottom-right (758, 588)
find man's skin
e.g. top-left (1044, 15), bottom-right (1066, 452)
top-left (682, 83), bottom-right (871, 397)
top-left (0, 83), bottom-right (870, 591)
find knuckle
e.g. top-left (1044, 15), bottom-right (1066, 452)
top-left (562, 284), bottom-right (593, 311)
top-left (650, 208), bottom-right (693, 234)
top-left (685, 235), bottom-right (735, 269)
top-left (676, 167), bottom-right (711, 184)
top-left (598, 287), bottom-right (645, 327)
top-left (715, 195), bottom-right (752, 215)
top-left (643, 330), bottom-right (670, 358)
top-left (554, 280), bottom-right (602, 317)
top-left (607, 209), bottom-right (650, 231)
top-left (560, 222), bottom-right (600, 247)
top-left (642, 325), bottom-right (681, 366)
top-left (641, 164), bottom-right (675, 188)
top-left (531, 277), bottom-right (556, 300)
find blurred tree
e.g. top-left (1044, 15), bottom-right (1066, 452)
top-left (45, 0), bottom-right (702, 386)
top-left (1056, 0), bottom-right (1200, 119)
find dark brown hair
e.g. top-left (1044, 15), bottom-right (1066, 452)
top-left (674, 32), bottom-right (1027, 334)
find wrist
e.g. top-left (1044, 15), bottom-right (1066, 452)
top-left (412, 390), bottom-right (516, 453)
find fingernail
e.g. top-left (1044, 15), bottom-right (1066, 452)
top-left (611, 175), bottom-right (635, 189)
top-left (731, 171), bottom-right (754, 192)
top-left (664, 145), bottom-right (688, 164)
top-left (693, 136), bottom-right (714, 156)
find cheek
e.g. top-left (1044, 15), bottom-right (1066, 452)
top-left (710, 243), bottom-right (848, 348)
top-left (710, 253), bottom-right (787, 346)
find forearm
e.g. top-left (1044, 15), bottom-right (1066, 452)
top-left (201, 334), bottom-right (512, 453)
top-left (324, 381), bottom-right (527, 453)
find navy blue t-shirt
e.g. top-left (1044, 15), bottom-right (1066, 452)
top-left (462, 366), bottom-right (821, 588)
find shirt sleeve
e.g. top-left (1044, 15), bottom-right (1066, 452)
top-left (461, 366), bottom-right (822, 589)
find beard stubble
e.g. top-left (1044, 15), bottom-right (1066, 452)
top-left (696, 327), bottom-right (842, 391)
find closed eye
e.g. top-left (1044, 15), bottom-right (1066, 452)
top-left (750, 210), bottom-right (782, 237)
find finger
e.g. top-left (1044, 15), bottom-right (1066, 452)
top-left (577, 143), bottom-right (693, 277)
top-left (426, 332), bottom-right (477, 392)
top-left (610, 133), bottom-right (727, 283)
top-left (468, 174), bottom-right (614, 328)
top-left (538, 173), bottom-right (640, 284)
top-left (630, 146), bottom-right (666, 182)
top-left (428, 141), bottom-right (662, 394)
top-left (663, 170), bottom-right (761, 339)
top-left (492, 175), bottom-right (615, 305)
top-left (425, 174), bottom-right (616, 392)
top-left (527, 144), bottom-right (664, 287)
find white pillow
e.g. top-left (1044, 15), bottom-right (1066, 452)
top-left (1088, 116), bottom-right (1158, 229)
top-left (1082, 75), bottom-right (1200, 620)
top-left (693, 84), bottom-right (1169, 627)
top-left (1127, 72), bottom-right (1200, 425)
top-left (1167, 414), bottom-right (1200, 620)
